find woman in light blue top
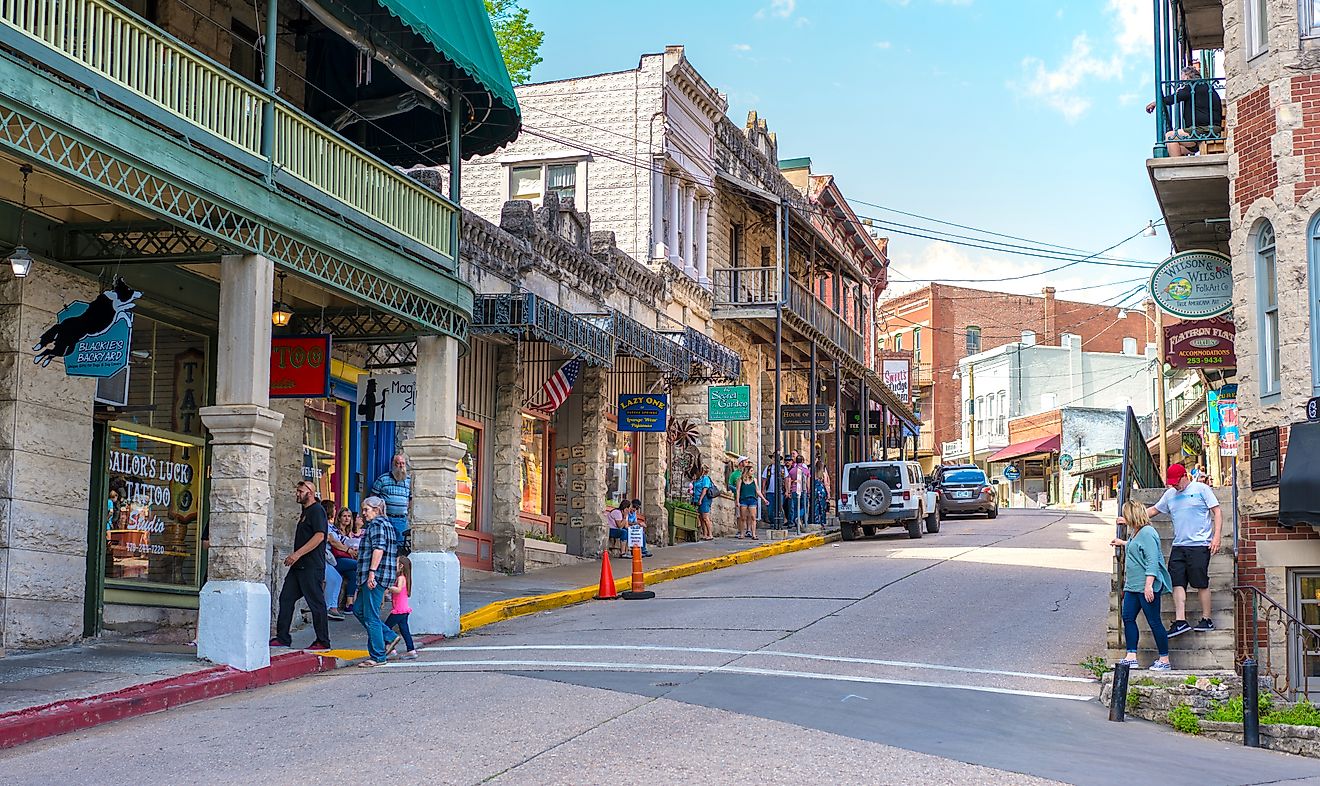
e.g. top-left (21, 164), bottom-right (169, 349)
top-left (1113, 500), bottom-right (1174, 670)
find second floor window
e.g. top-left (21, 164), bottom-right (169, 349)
top-left (1305, 0), bottom-right (1320, 37)
top-left (894, 334), bottom-right (903, 352)
top-left (1246, 0), bottom-right (1268, 57)
top-left (509, 162), bottom-right (579, 205)
top-left (965, 326), bottom-right (981, 354)
top-left (1257, 221), bottom-right (1281, 397)
top-left (913, 327), bottom-right (921, 363)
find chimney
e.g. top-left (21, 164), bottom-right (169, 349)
top-left (1042, 286), bottom-right (1057, 345)
top-left (1144, 299), bottom-right (1159, 346)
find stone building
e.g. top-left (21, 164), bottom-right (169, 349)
top-left (0, 0), bottom-right (518, 663)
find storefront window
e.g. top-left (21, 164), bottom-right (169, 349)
top-left (457, 422), bottom-right (481, 529)
top-left (303, 403), bottom-right (341, 505)
top-left (520, 414), bottom-right (547, 516)
top-left (606, 429), bottom-right (637, 508)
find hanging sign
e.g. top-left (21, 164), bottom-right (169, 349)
top-left (1149, 250), bottom-right (1232, 319)
top-left (782, 404), bottom-right (830, 431)
top-left (270, 335), bottom-right (331, 398)
top-left (844, 409), bottom-right (883, 436)
top-left (34, 278), bottom-right (140, 377)
top-left (1059, 454), bottom-right (1074, 471)
top-left (708, 385), bottom-right (751, 422)
top-left (355, 372), bottom-right (416, 422)
top-left (1003, 465), bottom-right (1022, 481)
top-left (1164, 316), bottom-right (1235, 369)
top-left (882, 359), bottom-right (911, 403)
top-left (618, 394), bottom-right (668, 432)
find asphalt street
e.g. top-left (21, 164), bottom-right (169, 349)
top-left (3, 509), bottom-right (1318, 785)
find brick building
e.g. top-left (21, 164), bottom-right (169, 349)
top-left (877, 284), bottom-right (1160, 472)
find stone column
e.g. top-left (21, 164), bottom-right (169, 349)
top-left (651, 167), bottom-right (666, 260)
top-left (666, 173), bottom-right (681, 268)
top-left (491, 342), bottom-right (525, 573)
top-left (696, 195), bottom-right (711, 285)
top-left (402, 334), bottom-right (465, 636)
top-left (197, 254), bottom-right (285, 672)
top-left (682, 185), bottom-right (697, 278)
top-left (642, 430), bottom-right (669, 546)
top-left (579, 364), bottom-right (610, 558)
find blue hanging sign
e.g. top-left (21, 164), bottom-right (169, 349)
top-left (618, 394), bottom-right (668, 432)
top-left (33, 278), bottom-right (139, 378)
top-left (1003, 465), bottom-right (1022, 481)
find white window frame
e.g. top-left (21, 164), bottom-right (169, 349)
top-left (1256, 221), bottom-right (1281, 399)
top-left (503, 158), bottom-right (588, 209)
top-left (966, 325), bottom-right (981, 355)
top-left (1302, 0), bottom-right (1320, 38)
top-left (1246, 0), bottom-right (1269, 58)
top-left (1309, 211), bottom-right (1320, 395)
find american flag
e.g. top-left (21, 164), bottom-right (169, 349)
top-left (529, 358), bottom-right (582, 413)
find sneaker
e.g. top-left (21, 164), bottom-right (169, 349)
top-left (403, 651), bottom-right (419, 660)
top-left (327, 609), bottom-right (345, 621)
top-left (307, 641), bottom-right (331, 651)
top-left (1149, 661), bottom-right (1172, 671)
top-left (1117, 658), bottom-right (1141, 669)
top-left (1193, 618), bottom-right (1214, 632)
top-left (385, 636), bottom-right (402, 657)
top-left (1167, 620), bottom-right (1192, 638)
top-left (269, 637), bottom-right (290, 648)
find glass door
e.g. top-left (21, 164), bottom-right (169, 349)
top-left (1292, 571), bottom-right (1320, 696)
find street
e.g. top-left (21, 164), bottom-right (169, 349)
top-left (3, 509), bottom-right (1315, 786)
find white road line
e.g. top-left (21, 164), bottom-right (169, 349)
top-left (379, 659), bottom-right (1094, 701)
top-left (416, 644), bottom-right (1096, 684)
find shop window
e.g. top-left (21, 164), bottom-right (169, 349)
top-left (1306, 0), bottom-right (1320, 38)
top-left (1256, 221), bottom-right (1280, 398)
top-left (605, 429), bottom-right (637, 509)
top-left (103, 317), bottom-right (209, 591)
top-left (457, 422), bottom-right (481, 530)
top-left (520, 413), bottom-right (548, 517)
top-left (725, 420), bottom-right (747, 457)
top-left (303, 402), bottom-right (342, 506)
top-left (1289, 571), bottom-right (1320, 694)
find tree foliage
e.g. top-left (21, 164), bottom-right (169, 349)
top-left (485, 0), bottom-right (543, 85)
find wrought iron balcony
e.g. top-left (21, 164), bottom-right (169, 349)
top-left (785, 278), bottom-right (863, 362)
top-left (1152, 75), bottom-right (1225, 157)
top-left (1, 0), bottom-right (457, 266)
top-left (712, 265), bottom-right (780, 309)
top-left (710, 265), bottom-right (864, 366)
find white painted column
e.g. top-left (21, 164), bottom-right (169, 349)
top-left (666, 172), bottom-right (681, 267)
top-left (650, 166), bottom-right (666, 260)
top-left (197, 254), bottom-right (285, 672)
top-left (402, 333), bottom-right (466, 636)
top-left (696, 194), bottom-right (711, 285)
top-left (682, 184), bottom-right (696, 278)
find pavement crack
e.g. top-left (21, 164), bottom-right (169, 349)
top-left (1049, 587), bottom-right (1073, 613)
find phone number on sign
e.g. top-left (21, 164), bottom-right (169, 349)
top-left (125, 542), bottom-right (165, 556)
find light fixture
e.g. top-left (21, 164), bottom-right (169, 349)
top-left (1142, 220), bottom-right (1158, 237)
top-left (9, 164), bottom-right (33, 278)
top-left (1118, 309), bottom-right (1129, 319)
top-left (271, 272), bottom-right (293, 327)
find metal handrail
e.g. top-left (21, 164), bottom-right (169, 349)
top-left (711, 265), bottom-right (779, 306)
top-left (786, 279), bottom-right (863, 361)
top-left (1233, 584), bottom-right (1320, 701)
top-left (1, 0), bottom-right (456, 262)
top-left (1154, 76), bottom-right (1225, 148)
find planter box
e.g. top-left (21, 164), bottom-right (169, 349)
top-left (668, 507), bottom-right (699, 543)
top-left (524, 538), bottom-right (567, 554)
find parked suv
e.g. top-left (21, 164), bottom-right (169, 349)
top-left (838, 460), bottom-right (939, 540)
top-left (932, 464), bottom-right (998, 519)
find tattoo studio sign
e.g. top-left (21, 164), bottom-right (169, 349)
top-left (270, 335), bottom-right (331, 398)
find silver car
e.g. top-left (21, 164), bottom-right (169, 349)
top-left (934, 466), bottom-right (998, 518)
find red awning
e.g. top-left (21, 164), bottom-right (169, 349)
top-left (987, 434), bottom-right (1061, 463)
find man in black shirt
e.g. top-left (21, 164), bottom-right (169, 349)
top-left (1147, 64), bottom-right (1224, 157)
top-left (269, 480), bottom-right (331, 649)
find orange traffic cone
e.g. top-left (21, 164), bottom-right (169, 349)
top-left (621, 545), bottom-right (655, 600)
top-left (595, 550), bottom-right (619, 600)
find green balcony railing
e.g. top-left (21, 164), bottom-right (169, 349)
top-left (0, 0), bottom-right (454, 263)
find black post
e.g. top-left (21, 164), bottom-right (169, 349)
top-left (860, 378), bottom-right (870, 462)
top-left (1242, 659), bottom-right (1261, 747)
top-left (773, 308), bottom-right (783, 530)
top-left (1109, 661), bottom-right (1130, 722)
top-left (833, 359), bottom-right (843, 478)
top-left (808, 339), bottom-right (817, 533)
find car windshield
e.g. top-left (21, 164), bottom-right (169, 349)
top-left (848, 466), bottom-right (903, 490)
top-left (942, 470), bottom-right (986, 485)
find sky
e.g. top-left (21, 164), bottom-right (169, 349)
top-left (519, 0), bottom-right (1168, 308)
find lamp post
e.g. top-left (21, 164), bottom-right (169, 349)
top-left (1121, 306), bottom-right (1169, 477)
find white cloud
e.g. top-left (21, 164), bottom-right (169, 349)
top-left (754, 0), bottom-right (796, 20)
top-left (732, 43), bottom-right (753, 52)
top-left (875, 40), bottom-right (893, 49)
top-left (1109, 0), bottom-right (1151, 56)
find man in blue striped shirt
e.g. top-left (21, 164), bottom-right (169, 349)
top-left (372, 454), bottom-right (411, 543)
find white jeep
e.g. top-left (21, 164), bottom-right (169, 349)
top-left (837, 460), bottom-right (940, 540)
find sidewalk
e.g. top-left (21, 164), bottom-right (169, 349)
top-left (0, 531), bottom-right (831, 748)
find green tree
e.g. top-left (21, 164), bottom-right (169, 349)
top-left (486, 0), bottom-right (543, 85)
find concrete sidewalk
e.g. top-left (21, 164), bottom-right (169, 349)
top-left (0, 530), bottom-right (831, 748)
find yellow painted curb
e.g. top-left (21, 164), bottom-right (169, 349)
top-left (457, 533), bottom-right (835, 634)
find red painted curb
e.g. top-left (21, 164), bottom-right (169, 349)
top-left (0, 651), bottom-right (334, 751)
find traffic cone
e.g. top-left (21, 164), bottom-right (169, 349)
top-left (595, 550), bottom-right (619, 600)
top-left (621, 545), bottom-right (655, 600)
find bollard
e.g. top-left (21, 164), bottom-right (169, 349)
top-left (1242, 659), bottom-right (1261, 748)
top-left (621, 546), bottom-right (655, 600)
top-left (1108, 661), bottom-right (1130, 722)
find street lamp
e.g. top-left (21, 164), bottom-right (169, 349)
top-left (1120, 305), bottom-right (1169, 476)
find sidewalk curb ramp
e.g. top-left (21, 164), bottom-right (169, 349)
top-left (0, 532), bottom-right (834, 749)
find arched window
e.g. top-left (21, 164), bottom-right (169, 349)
top-left (1256, 221), bottom-right (1280, 398)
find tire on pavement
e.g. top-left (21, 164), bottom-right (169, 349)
top-left (907, 515), bottom-right (923, 539)
top-left (840, 521), bottom-right (858, 541)
top-left (862, 525), bottom-right (877, 537)
top-left (855, 479), bottom-right (891, 516)
top-left (925, 508), bottom-right (941, 534)
top-left (987, 507), bottom-right (999, 519)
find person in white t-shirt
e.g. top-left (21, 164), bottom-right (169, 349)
top-left (1130, 462), bottom-right (1222, 638)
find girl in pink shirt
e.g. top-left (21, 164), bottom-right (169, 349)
top-left (384, 555), bottom-right (416, 660)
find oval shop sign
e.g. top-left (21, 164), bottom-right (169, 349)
top-left (1148, 250), bottom-right (1232, 319)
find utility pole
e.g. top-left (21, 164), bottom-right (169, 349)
top-left (967, 362), bottom-right (977, 470)
top-left (1155, 309), bottom-right (1169, 478)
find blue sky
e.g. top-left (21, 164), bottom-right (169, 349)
top-left (520, 0), bottom-right (1167, 306)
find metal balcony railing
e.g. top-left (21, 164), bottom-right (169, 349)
top-left (1153, 76), bottom-right (1225, 156)
top-left (712, 265), bottom-right (779, 306)
top-left (786, 279), bottom-right (862, 361)
top-left (2, 0), bottom-right (456, 262)
top-left (711, 266), bottom-right (864, 364)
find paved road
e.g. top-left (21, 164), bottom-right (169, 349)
top-left (3, 509), bottom-right (1317, 785)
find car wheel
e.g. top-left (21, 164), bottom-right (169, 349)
top-left (840, 522), bottom-right (858, 541)
top-left (907, 516), bottom-right (923, 539)
top-left (855, 479), bottom-right (892, 516)
top-left (925, 508), bottom-right (940, 534)
top-left (862, 525), bottom-right (877, 537)
top-left (986, 507), bottom-right (999, 519)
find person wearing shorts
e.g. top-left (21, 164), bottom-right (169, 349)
top-left (1145, 463), bottom-right (1222, 638)
top-left (734, 457), bottom-right (767, 539)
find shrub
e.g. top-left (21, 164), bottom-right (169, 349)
top-left (1263, 700), bottom-right (1320, 728)
top-left (1126, 688), bottom-right (1142, 711)
top-left (1208, 677), bottom-right (1223, 686)
top-left (1183, 675), bottom-right (1199, 686)
top-left (1204, 694), bottom-right (1275, 723)
top-left (1134, 677), bottom-right (1157, 687)
top-left (1168, 703), bottom-right (1201, 735)
top-left (1079, 656), bottom-right (1111, 679)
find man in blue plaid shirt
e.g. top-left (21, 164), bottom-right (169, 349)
top-left (353, 495), bottom-right (399, 666)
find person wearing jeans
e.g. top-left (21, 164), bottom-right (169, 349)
top-left (1114, 499), bottom-right (1173, 670)
top-left (353, 495), bottom-right (398, 667)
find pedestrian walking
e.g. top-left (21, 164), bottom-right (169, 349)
top-left (270, 480), bottom-right (331, 651)
top-left (788, 455), bottom-right (809, 530)
top-left (1141, 463), bottom-right (1222, 637)
top-left (353, 495), bottom-right (399, 667)
top-left (1113, 500), bottom-right (1174, 670)
top-left (372, 454), bottom-right (412, 553)
top-left (692, 467), bottom-right (717, 540)
top-left (762, 454), bottom-right (787, 527)
top-left (812, 458), bottom-right (831, 529)
top-left (384, 554), bottom-right (417, 660)
top-left (734, 457), bottom-right (767, 539)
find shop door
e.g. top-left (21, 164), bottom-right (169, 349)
top-left (1292, 572), bottom-right (1320, 697)
top-left (456, 420), bottom-right (492, 570)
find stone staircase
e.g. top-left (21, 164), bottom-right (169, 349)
top-left (1106, 487), bottom-right (1236, 671)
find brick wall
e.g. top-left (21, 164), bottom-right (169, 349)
top-left (1007, 409), bottom-right (1062, 444)
top-left (1234, 85), bottom-right (1276, 207)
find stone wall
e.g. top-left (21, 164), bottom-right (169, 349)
top-left (0, 263), bottom-right (99, 651)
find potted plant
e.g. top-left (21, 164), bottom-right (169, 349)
top-left (665, 499), bottom-right (700, 543)
top-left (524, 529), bottom-right (567, 553)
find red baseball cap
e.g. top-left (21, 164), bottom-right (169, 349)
top-left (1165, 463), bottom-right (1187, 486)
